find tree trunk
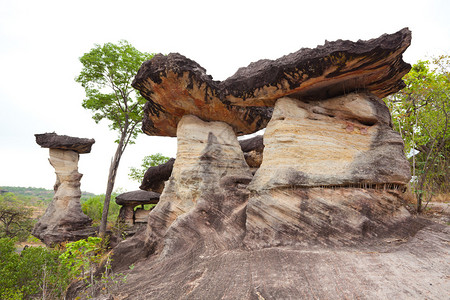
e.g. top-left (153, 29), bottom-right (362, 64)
top-left (98, 130), bottom-right (127, 238)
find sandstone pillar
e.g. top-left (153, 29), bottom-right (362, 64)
top-left (33, 133), bottom-right (95, 245)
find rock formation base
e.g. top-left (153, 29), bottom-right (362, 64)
top-left (33, 149), bottom-right (93, 245)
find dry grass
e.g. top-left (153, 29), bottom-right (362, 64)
top-left (431, 193), bottom-right (450, 203)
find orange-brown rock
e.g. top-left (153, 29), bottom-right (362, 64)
top-left (133, 28), bottom-right (411, 137)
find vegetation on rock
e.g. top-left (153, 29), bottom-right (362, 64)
top-left (385, 55), bottom-right (450, 211)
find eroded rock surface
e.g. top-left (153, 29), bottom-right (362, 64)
top-left (33, 133), bottom-right (94, 245)
top-left (249, 93), bottom-right (410, 191)
top-left (35, 132), bottom-right (95, 153)
top-left (33, 149), bottom-right (93, 245)
top-left (147, 115), bottom-right (252, 255)
top-left (139, 135), bottom-right (264, 192)
top-left (74, 30), bottom-right (450, 300)
top-left (133, 28), bottom-right (411, 136)
top-left (110, 222), bottom-right (448, 300)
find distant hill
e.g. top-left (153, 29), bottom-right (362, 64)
top-left (0, 186), bottom-right (96, 204)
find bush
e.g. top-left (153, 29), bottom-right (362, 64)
top-left (81, 194), bottom-right (121, 226)
top-left (0, 237), bottom-right (71, 299)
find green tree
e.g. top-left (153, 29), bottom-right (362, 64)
top-left (385, 55), bottom-right (450, 211)
top-left (0, 194), bottom-right (33, 241)
top-left (76, 40), bottom-right (154, 237)
top-left (128, 153), bottom-right (170, 183)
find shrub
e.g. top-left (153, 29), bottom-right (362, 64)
top-left (0, 237), bottom-right (71, 299)
top-left (81, 194), bottom-right (120, 226)
top-left (0, 195), bottom-right (33, 241)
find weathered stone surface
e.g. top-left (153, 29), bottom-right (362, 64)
top-left (35, 132), bottom-right (95, 154)
top-left (32, 149), bottom-right (93, 245)
top-left (249, 93), bottom-right (411, 192)
top-left (115, 190), bottom-right (160, 226)
top-left (70, 30), bottom-right (450, 300)
top-left (140, 135), bottom-right (264, 192)
top-left (110, 222), bottom-right (449, 299)
top-left (115, 190), bottom-right (160, 206)
top-left (245, 188), bottom-right (411, 248)
top-left (112, 115), bottom-right (252, 266)
top-left (139, 158), bottom-right (175, 193)
top-left (133, 28), bottom-right (411, 137)
top-left (146, 115), bottom-right (252, 252)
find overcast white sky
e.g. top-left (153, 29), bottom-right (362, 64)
top-left (1, 0), bottom-right (449, 194)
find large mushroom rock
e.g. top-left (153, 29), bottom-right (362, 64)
top-left (115, 190), bottom-right (160, 225)
top-left (132, 28), bottom-right (411, 137)
top-left (139, 135), bottom-right (264, 192)
top-left (85, 30), bottom-right (449, 299)
top-left (33, 133), bottom-right (95, 245)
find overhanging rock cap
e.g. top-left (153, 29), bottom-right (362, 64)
top-left (35, 132), bottom-right (95, 154)
top-left (115, 190), bottom-right (160, 206)
top-left (133, 28), bottom-right (411, 137)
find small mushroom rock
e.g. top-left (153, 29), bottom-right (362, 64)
top-left (33, 133), bottom-right (95, 245)
top-left (115, 190), bottom-right (160, 226)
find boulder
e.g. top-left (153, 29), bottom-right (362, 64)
top-left (35, 132), bottom-right (95, 154)
top-left (240, 135), bottom-right (264, 171)
top-left (133, 28), bottom-right (411, 136)
top-left (139, 158), bottom-right (175, 193)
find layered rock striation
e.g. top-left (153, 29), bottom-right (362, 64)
top-left (33, 133), bottom-right (95, 245)
top-left (245, 92), bottom-right (412, 248)
top-left (139, 134), bottom-right (264, 192)
top-left (78, 29), bottom-right (450, 299)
